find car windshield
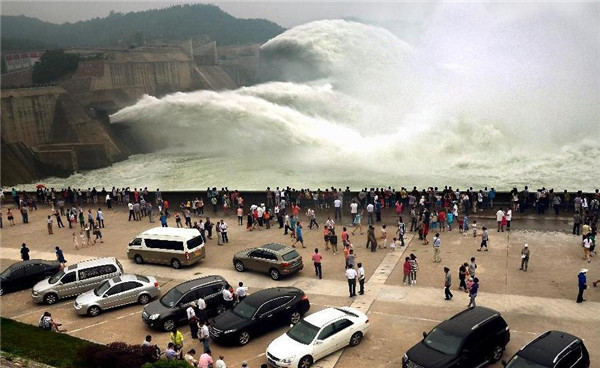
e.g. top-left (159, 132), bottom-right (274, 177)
top-left (94, 280), bottom-right (111, 296)
top-left (232, 301), bottom-right (258, 319)
top-left (282, 250), bottom-right (300, 261)
top-left (48, 269), bottom-right (65, 284)
top-left (160, 287), bottom-right (184, 307)
top-left (287, 320), bottom-right (320, 345)
top-left (0, 267), bottom-right (12, 278)
top-left (423, 327), bottom-right (463, 355)
top-left (505, 356), bottom-right (547, 368)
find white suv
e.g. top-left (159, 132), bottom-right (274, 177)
top-left (266, 306), bottom-right (370, 368)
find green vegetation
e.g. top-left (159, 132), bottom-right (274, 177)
top-left (0, 317), bottom-right (97, 368)
top-left (32, 50), bottom-right (80, 84)
top-left (1, 4), bottom-right (285, 48)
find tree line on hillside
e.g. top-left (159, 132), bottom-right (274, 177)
top-left (0, 4), bottom-right (285, 49)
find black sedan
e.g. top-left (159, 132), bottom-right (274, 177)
top-left (0, 260), bottom-right (61, 296)
top-left (210, 286), bottom-right (310, 346)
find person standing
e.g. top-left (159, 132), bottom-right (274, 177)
top-left (20, 243), bottom-right (30, 261)
top-left (467, 277), bottom-right (479, 308)
top-left (573, 211), bottom-right (582, 235)
top-left (505, 208), bottom-right (512, 231)
top-left (215, 355), bottom-right (227, 368)
top-left (196, 295), bottom-right (207, 323)
top-left (366, 225), bottom-right (377, 252)
top-left (312, 248), bottom-right (323, 279)
top-left (357, 262), bottom-right (365, 295)
top-left (576, 268), bottom-right (588, 303)
top-left (409, 253), bottom-right (419, 286)
top-left (582, 235), bottom-right (591, 263)
top-left (329, 229), bottom-right (338, 255)
top-left (496, 208), bottom-right (505, 232)
top-left (216, 221), bottom-right (223, 245)
top-left (520, 244), bottom-right (530, 271)
top-left (199, 320), bottom-right (210, 353)
top-left (345, 265), bottom-right (357, 297)
top-left (379, 225), bottom-right (388, 249)
top-left (478, 227), bottom-right (489, 251)
top-left (432, 233), bottom-right (441, 263)
top-left (55, 246), bottom-right (66, 269)
top-left (459, 263), bottom-right (468, 292)
top-left (396, 217), bottom-right (406, 246)
top-left (97, 208), bottom-right (104, 228)
top-left (222, 285), bottom-right (234, 309)
top-left (169, 326), bottom-right (184, 352)
top-left (220, 220), bottom-right (229, 243)
top-left (235, 282), bottom-right (249, 302)
top-left (403, 257), bottom-right (411, 285)
top-left (444, 267), bottom-right (453, 300)
top-left (47, 215), bottom-right (54, 235)
top-left (468, 257), bottom-right (478, 278)
top-left (186, 303), bottom-right (199, 339)
top-left (334, 198), bottom-right (342, 220)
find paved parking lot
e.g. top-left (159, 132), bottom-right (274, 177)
top-left (1, 204), bottom-right (598, 367)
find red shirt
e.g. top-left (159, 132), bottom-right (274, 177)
top-left (312, 253), bottom-right (322, 263)
top-left (403, 260), bottom-right (411, 274)
top-left (341, 231), bottom-right (349, 243)
top-left (438, 211), bottom-right (446, 221)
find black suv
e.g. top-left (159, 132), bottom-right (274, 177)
top-left (503, 330), bottom-right (589, 368)
top-left (210, 286), bottom-right (310, 345)
top-left (142, 275), bottom-right (229, 331)
top-left (403, 306), bottom-right (510, 368)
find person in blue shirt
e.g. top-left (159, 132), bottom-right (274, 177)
top-left (160, 213), bottom-right (168, 227)
top-left (577, 268), bottom-right (588, 303)
top-left (292, 221), bottom-right (305, 248)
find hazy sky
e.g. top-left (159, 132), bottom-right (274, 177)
top-left (1, 1), bottom-right (437, 28)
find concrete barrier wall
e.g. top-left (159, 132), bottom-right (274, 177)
top-left (36, 149), bottom-right (78, 173)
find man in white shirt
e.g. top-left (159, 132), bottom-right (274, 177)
top-left (186, 304), bottom-right (199, 339)
top-left (199, 320), bottom-right (210, 353)
top-left (215, 355), bottom-right (227, 368)
top-left (350, 201), bottom-right (358, 223)
top-left (496, 209), bottom-right (505, 232)
top-left (505, 208), bottom-right (512, 231)
top-left (345, 265), bottom-right (357, 297)
top-left (325, 217), bottom-right (335, 230)
top-left (366, 203), bottom-right (374, 224)
top-left (235, 282), bottom-right (248, 302)
top-left (334, 198), bottom-right (342, 221)
top-left (357, 263), bottom-right (365, 295)
top-left (197, 297), bottom-right (207, 323)
top-left (220, 220), bottom-right (229, 243)
top-left (433, 233), bottom-right (442, 263)
top-left (222, 285), bottom-right (234, 309)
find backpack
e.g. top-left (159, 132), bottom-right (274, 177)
top-left (39, 316), bottom-right (52, 330)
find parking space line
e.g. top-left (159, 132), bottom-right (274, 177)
top-left (67, 311), bottom-right (140, 334)
top-left (11, 300), bottom-right (73, 319)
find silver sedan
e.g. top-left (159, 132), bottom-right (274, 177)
top-left (74, 274), bottom-right (160, 317)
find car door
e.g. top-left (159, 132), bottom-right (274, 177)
top-left (102, 283), bottom-right (125, 309)
top-left (202, 283), bottom-right (224, 312)
top-left (261, 251), bottom-right (279, 273)
top-left (119, 281), bottom-right (144, 306)
top-left (176, 291), bottom-right (198, 322)
top-left (58, 271), bottom-right (78, 298)
top-left (6, 266), bottom-right (25, 291)
top-left (246, 250), bottom-right (264, 271)
top-left (270, 296), bottom-right (293, 324)
top-left (254, 300), bottom-right (279, 334)
top-left (332, 318), bottom-right (355, 350)
top-left (27, 264), bottom-right (48, 285)
top-left (313, 322), bottom-right (339, 360)
top-left (460, 328), bottom-right (488, 367)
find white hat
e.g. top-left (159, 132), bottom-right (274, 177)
top-left (524, 244), bottom-right (529, 247)
top-left (580, 268), bottom-right (588, 273)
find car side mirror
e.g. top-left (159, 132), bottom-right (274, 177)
top-left (314, 340), bottom-right (323, 345)
top-left (103, 294), bottom-right (108, 298)
top-left (290, 324), bottom-right (294, 328)
top-left (422, 331), bottom-right (427, 338)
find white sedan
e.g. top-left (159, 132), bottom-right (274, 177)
top-left (266, 306), bottom-right (370, 368)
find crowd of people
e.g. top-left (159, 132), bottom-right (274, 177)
top-left (5, 184), bottom-right (599, 366)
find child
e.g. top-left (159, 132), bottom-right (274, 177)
top-left (390, 237), bottom-right (397, 251)
top-left (380, 225), bottom-right (388, 248)
top-left (466, 277), bottom-right (474, 293)
top-left (409, 253), bottom-right (419, 285)
top-left (403, 257), bottom-right (411, 284)
top-left (237, 206), bottom-right (243, 226)
top-left (72, 232), bottom-right (80, 250)
top-left (447, 210), bottom-right (454, 231)
top-left (472, 220), bottom-right (478, 237)
top-left (462, 215), bottom-right (469, 236)
top-left (478, 227), bottom-right (489, 251)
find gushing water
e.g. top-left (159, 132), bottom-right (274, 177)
top-left (34, 4), bottom-right (600, 190)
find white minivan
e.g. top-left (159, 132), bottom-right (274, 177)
top-left (127, 227), bottom-right (205, 269)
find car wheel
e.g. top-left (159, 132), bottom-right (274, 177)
top-left (490, 344), bottom-right (504, 362)
top-left (290, 310), bottom-right (302, 325)
top-left (299, 355), bottom-right (313, 368)
top-left (138, 294), bottom-right (151, 305)
top-left (88, 306), bottom-right (101, 317)
top-left (349, 331), bottom-right (363, 346)
top-left (171, 258), bottom-right (181, 269)
top-left (134, 254), bottom-right (144, 264)
top-left (234, 260), bottom-right (245, 272)
top-left (162, 319), bottom-right (175, 331)
top-left (216, 303), bottom-right (227, 314)
top-left (237, 331), bottom-right (250, 345)
top-left (44, 293), bottom-right (58, 305)
top-left (269, 268), bottom-right (281, 280)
